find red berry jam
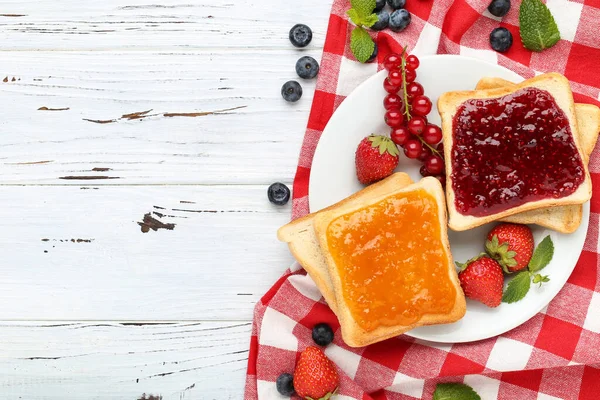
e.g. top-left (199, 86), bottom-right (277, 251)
top-left (451, 87), bottom-right (585, 217)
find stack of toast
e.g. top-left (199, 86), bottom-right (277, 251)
top-left (278, 175), bottom-right (466, 347)
top-left (438, 73), bottom-right (599, 232)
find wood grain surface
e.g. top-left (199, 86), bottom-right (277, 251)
top-left (0, 0), bottom-right (332, 398)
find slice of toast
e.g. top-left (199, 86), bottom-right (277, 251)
top-left (476, 77), bottom-right (600, 233)
top-left (438, 73), bottom-right (593, 231)
top-left (277, 173), bottom-right (415, 314)
top-left (313, 177), bottom-right (466, 347)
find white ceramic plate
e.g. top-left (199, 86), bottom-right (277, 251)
top-left (309, 55), bottom-right (589, 343)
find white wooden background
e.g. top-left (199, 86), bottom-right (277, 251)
top-left (0, 1), bottom-right (333, 398)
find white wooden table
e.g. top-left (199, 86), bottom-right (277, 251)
top-left (0, 1), bottom-right (332, 398)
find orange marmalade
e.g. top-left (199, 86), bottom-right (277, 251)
top-left (326, 189), bottom-right (456, 332)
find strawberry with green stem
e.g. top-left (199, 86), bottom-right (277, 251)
top-left (355, 135), bottom-right (400, 184)
top-left (293, 346), bottom-right (339, 400)
top-left (486, 223), bottom-right (534, 273)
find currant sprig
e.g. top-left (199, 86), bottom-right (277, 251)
top-left (381, 49), bottom-right (447, 183)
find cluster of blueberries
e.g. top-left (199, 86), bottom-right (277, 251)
top-left (281, 24), bottom-right (320, 103)
top-left (371, 0), bottom-right (412, 33)
top-left (487, 0), bottom-right (513, 53)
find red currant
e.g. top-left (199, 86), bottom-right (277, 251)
top-left (417, 146), bottom-right (432, 162)
top-left (408, 116), bottom-right (427, 135)
top-left (404, 139), bottom-right (423, 159)
top-left (385, 110), bottom-right (404, 128)
top-left (384, 94), bottom-right (402, 110)
top-left (383, 53), bottom-right (402, 71)
top-left (411, 95), bottom-right (432, 116)
top-left (383, 78), bottom-right (400, 94)
top-left (405, 69), bottom-right (416, 83)
top-left (425, 155), bottom-right (444, 175)
top-left (436, 142), bottom-right (444, 156)
top-left (434, 174), bottom-right (446, 187)
top-left (390, 126), bottom-right (410, 146)
top-left (388, 70), bottom-right (403, 87)
top-left (405, 54), bottom-right (420, 71)
top-left (423, 124), bottom-right (443, 145)
top-left (420, 165), bottom-right (432, 177)
top-left (406, 82), bottom-right (424, 99)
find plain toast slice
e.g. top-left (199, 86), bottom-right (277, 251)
top-left (438, 73), bottom-right (593, 231)
top-left (277, 173), bottom-right (414, 313)
top-left (476, 77), bottom-right (600, 233)
top-left (313, 177), bottom-right (466, 347)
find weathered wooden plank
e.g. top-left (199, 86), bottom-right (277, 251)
top-left (0, 50), bottom-right (324, 185)
top-left (0, 185), bottom-right (294, 320)
top-left (0, 0), bottom-right (330, 50)
top-left (0, 321), bottom-right (251, 399)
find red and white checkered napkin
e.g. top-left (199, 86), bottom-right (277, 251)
top-left (246, 0), bottom-right (600, 398)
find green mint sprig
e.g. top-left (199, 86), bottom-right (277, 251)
top-left (347, 0), bottom-right (377, 63)
top-left (433, 383), bottom-right (481, 400)
top-left (519, 0), bottom-right (561, 52)
top-left (502, 235), bottom-right (554, 304)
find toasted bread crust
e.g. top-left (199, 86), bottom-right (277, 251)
top-left (476, 77), bottom-right (600, 233)
top-left (439, 73), bottom-right (592, 231)
top-left (313, 177), bottom-right (466, 347)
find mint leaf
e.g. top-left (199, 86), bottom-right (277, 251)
top-left (350, 0), bottom-right (376, 18)
top-left (519, 0), bottom-right (561, 52)
top-left (433, 383), bottom-right (481, 400)
top-left (350, 26), bottom-right (375, 63)
top-left (362, 14), bottom-right (379, 28)
top-left (528, 235), bottom-right (554, 273)
top-left (347, 8), bottom-right (363, 26)
top-left (502, 270), bottom-right (531, 304)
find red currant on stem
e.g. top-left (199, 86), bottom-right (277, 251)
top-left (390, 126), bottom-right (410, 146)
top-left (406, 82), bottom-right (424, 99)
top-left (388, 70), bottom-right (404, 87)
top-left (417, 146), bottom-right (432, 162)
top-left (383, 78), bottom-right (400, 94)
top-left (405, 69), bottom-right (417, 83)
top-left (423, 124), bottom-right (443, 145)
top-left (383, 53), bottom-right (402, 71)
top-left (408, 116), bottom-right (427, 135)
top-left (420, 165), bottom-right (432, 177)
top-left (425, 155), bottom-right (444, 175)
top-left (385, 110), bottom-right (404, 128)
top-left (405, 54), bottom-right (420, 71)
top-left (404, 139), bottom-right (423, 159)
top-left (384, 94), bottom-right (402, 110)
top-left (411, 95), bottom-right (432, 116)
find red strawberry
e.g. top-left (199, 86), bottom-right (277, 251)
top-left (486, 223), bottom-right (534, 273)
top-left (293, 346), bottom-right (339, 400)
top-left (457, 255), bottom-right (504, 307)
top-left (355, 135), bottom-right (399, 184)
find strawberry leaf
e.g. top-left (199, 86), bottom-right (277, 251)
top-left (502, 270), bottom-right (531, 303)
top-left (528, 235), bottom-right (554, 273)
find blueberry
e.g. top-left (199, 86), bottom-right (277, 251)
top-left (387, 0), bottom-right (406, 10)
top-left (312, 323), bottom-right (334, 346)
top-left (490, 27), bottom-right (513, 52)
top-left (276, 373), bottom-right (295, 396)
top-left (295, 56), bottom-right (319, 79)
top-left (371, 10), bottom-right (389, 31)
top-left (268, 182), bottom-right (291, 205)
top-left (389, 9), bottom-right (411, 32)
top-left (374, 0), bottom-right (386, 12)
top-left (289, 24), bottom-right (312, 48)
top-left (367, 42), bottom-right (378, 63)
top-left (488, 0), bottom-right (511, 17)
top-left (281, 81), bottom-right (302, 103)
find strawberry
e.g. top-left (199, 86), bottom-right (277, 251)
top-left (293, 346), bottom-right (339, 400)
top-left (485, 223), bottom-right (534, 273)
top-left (355, 135), bottom-right (399, 184)
top-left (457, 255), bottom-right (504, 307)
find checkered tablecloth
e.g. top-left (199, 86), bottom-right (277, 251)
top-left (246, 0), bottom-right (600, 399)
